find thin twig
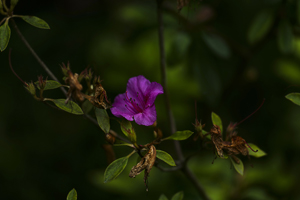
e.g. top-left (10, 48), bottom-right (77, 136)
top-left (83, 112), bottom-right (131, 143)
top-left (10, 18), bottom-right (68, 96)
top-left (11, 18), bottom-right (131, 146)
top-left (9, 49), bottom-right (27, 86)
top-left (156, 0), bottom-right (184, 161)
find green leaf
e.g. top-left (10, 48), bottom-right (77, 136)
top-left (277, 20), bottom-right (294, 54)
top-left (104, 156), bottom-right (128, 183)
top-left (0, 21), bottom-right (11, 52)
top-left (202, 32), bottom-right (231, 59)
top-left (66, 188), bottom-right (77, 200)
top-left (229, 157), bottom-right (244, 175)
top-left (156, 150), bottom-right (176, 166)
top-left (51, 99), bottom-right (83, 115)
top-left (163, 130), bottom-right (193, 141)
top-left (121, 119), bottom-right (136, 143)
top-left (95, 108), bottom-right (110, 133)
top-left (113, 139), bottom-right (133, 147)
top-left (171, 191), bottom-right (184, 200)
top-left (247, 143), bottom-right (267, 157)
top-left (35, 80), bottom-right (63, 90)
top-left (19, 15), bottom-right (50, 29)
top-left (82, 99), bottom-right (94, 114)
top-left (211, 112), bottom-right (223, 134)
top-left (10, 0), bottom-right (19, 10)
top-left (159, 194), bottom-right (169, 200)
top-left (248, 10), bottom-right (274, 44)
top-left (286, 93), bottom-right (300, 106)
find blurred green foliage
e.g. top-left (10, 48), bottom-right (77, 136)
top-left (1, 0), bottom-right (300, 199)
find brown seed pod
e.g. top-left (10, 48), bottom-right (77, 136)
top-left (65, 70), bottom-right (84, 103)
top-left (204, 125), bottom-right (225, 158)
top-left (85, 77), bottom-right (111, 109)
top-left (129, 145), bottom-right (156, 191)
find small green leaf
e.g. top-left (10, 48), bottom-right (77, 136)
top-left (66, 188), bottom-right (77, 200)
top-left (248, 10), bottom-right (274, 44)
top-left (171, 191), bottom-right (184, 200)
top-left (286, 93), bottom-right (300, 106)
top-left (156, 150), bottom-right (176, 166)
top-left (159, 194), bottom-right (169, 200)
top-left (19, 15), bottom-right (50, 29)
top-left (0, 21), bottom-right (11, 52)
top-left (95, 108), bottom-right (110, 133)
top-left (277, 20), bottom-right (294, 54)
top-left (50, 99), bottom-right (83, 115)
top-left (113, 139), bottom-right (133, 147)
top-left (202, 32), bottom-right (231, 59)
top-left (230, 157), bottom-right (244, 175)
top-left (10, 0), bottom-right (19, 10)
top-left (121, 119), bottom-right (136, 143)
top-left (104, 156), bottom-right (128, 183)
top-left (211, 112), bottom-right (223, 134)
top-left (35, 80), bottom-right (63, 90)
top-left (247, 143), bottom-right (267, 157)
top-left (162, 130), bottom-right (193, 141)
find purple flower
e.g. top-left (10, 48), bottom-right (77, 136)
top-left (111, 75), bottom-right (164, 126)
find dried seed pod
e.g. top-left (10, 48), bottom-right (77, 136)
top-left (129, 145), bottom-right (156, 191)
top-left (85, 77), bottom-right (111, 109)
top-left (65, 70), bottom-right (84, 102)
top-left (204, 125), bottom-right (225, 158)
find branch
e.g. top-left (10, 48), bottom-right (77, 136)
top-left (10, 18), bottom-right (132, 146)
top-left (10, 18), bottom-right (68, 96)
top-left (181, 166), bottom-right (210, 200)
top-left (83, 112), bottom-right (131, 144)
top-left (156, 0), bottom-right (184, 161)
top-left (156, 2), bottom-right (210, 199)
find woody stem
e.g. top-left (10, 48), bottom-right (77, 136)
top-left (156, 1), bottom-right (209, 200)
top-left (156, 0), bottom-right (183, 161)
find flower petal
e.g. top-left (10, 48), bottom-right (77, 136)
top-left (134, 105), bottom-right (157, 126)
top-left (126, 75), bottom-right (151, 102)
top-left (111, 93), bottom-right (135, 121)
top-left (144, 82), bottom-right (164, 106)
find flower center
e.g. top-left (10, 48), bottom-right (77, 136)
top-left (123, 91), bottom-right (145, 114)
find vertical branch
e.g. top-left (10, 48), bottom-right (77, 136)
top-left (156, 0), bottom-right (184, 161)
top-left (156, 2), bottom-right (210, 200)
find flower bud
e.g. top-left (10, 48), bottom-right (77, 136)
top-left (193, 119), bottom-right (205, 141)
top-left (60, 62), bottom-right (70, 77)
top-left (153, 127), bottom-right (163, 141)
top-left (25, 82), bottom-right (36, 96)
top-left (38, 75), bottom-right (47, 90)
top-left (105, 133), bottom-right (116, 145)
top-left (78, 68), bottom-right (87, 83)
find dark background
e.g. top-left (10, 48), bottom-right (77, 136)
top-left (1, 0), bottom-right (299, 199)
